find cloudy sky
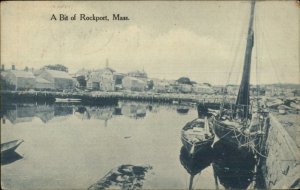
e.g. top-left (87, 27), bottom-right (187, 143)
top-left (1, 1), bottom-right (299, 85)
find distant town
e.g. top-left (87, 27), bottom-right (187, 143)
top-left (0, 63), bottom-right (299, 98)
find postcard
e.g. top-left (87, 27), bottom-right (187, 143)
top-left (1, 1), bottom-right (299, 189)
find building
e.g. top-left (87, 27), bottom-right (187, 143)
top-left (122, 76), bottom-right (147, 91)
top-left (226, 85), bottom-right (239, 95)
top-left (36, 69), bottom-right (74, 90)
top-left (86, 67), bottom-right (115, 91)
top-left (178, 83), bottom-right (193, 93)
top-left (75, 68), bottom-right (90, 88)
top-left (128, 70), bottom-right (148, 79)
top-left (4, 70), bottom-right (36, 90)
top-left (152, 79), bottom-right (170, 93)
top-left (213, 85), bottom-right (227, 94)
top-left (113, 72), bottom-right (125, 90)
top-left (35, 76), bottom-right (55, 90)
top-left (192, 83), bottom-right (215, 94)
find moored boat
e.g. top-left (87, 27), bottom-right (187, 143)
top-left (211, 0), bottom-right (269, 153)
top-left (1, 139), bottom-right (24, 155)
top-left (55, 98), bottom-right (81, 103)
top-left (181, 117), bottom-right (214, 156)
top-left (177, 105), bottom-right (189, 114)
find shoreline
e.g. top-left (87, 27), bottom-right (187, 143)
top-left (0, 90), bottom-right (229, 107)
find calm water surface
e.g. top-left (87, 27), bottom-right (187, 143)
top-left (1, 101), bottom-right (260, 190)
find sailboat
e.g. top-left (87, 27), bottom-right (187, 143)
top-left (211, 0), bottom-right (269, 153)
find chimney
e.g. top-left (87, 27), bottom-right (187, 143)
top-left (25, 66), bottom-right (29, 72)
top-left (12, 65), bottom-right (15, 70)
top-left (1, 65), bottom-right (4, 71)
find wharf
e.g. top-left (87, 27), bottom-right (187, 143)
top-left (0, 90), bottom-right (232, 106)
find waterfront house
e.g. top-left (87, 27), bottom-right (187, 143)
top-left (86, 67), bottom-right (115, 91)
top-left (122, 76), bottom-right (147, 92)
top-left (4, 70), bottom-right (36, 90)
top-left (35, 76), bottom-right (55, 90)
top-left (75, 68), bottom-right (90, 88)
top-left (192, 83), bottom-right (215, 94)
top-left (113, 72), bottom-right (125, 90)
top-left (36, 69), bottom-right (74, 90)
top-left (152, 79), bottom-right (170, 93)
top-left (177, 83), bottom-right (192, 93)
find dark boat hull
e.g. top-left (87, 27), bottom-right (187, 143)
top-left (212, 117), bottom-right (263, 152)
top-left (177, 108), bottom-right (189, 114)
top-left (181, 136), bottom-right (214, 156)
top-left (1, 140), bottom-right (24, 156)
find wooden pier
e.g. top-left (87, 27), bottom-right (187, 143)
top-left (0, 90), bottom-right (232, 106)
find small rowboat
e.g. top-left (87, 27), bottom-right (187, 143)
top-left (181, 117), bottom-right (214, 156)
top-left (177, 105), bottom-right (189, 114)
top-left (55, 98), bottom-right (81, 103)
top-left (1, 139), bottom-right (24, 155)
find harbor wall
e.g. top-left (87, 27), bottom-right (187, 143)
top-left (0, 90), bottom-right (226, 106)
top-left (262, 114), bottom-right (300, 189)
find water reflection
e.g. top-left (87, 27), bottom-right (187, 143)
top-left (1, 151), bottom-right (23, 166)
top-left (120, 102), bottom-right (147, 119)
top-left (180, 146), bottom-right (214, 190)
top-left (212, 141), bottom-right (257, 190)
top-left (1, 101), bottom-right (266, 189)
top-left (1, 101), bottom-right (195, 124)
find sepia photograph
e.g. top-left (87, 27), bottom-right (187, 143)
top-left (1, 0), bottom-right (299, 189)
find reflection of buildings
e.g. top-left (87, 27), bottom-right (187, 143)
top-left (54, 105), bottom-right (73, 116)
top-left (86, 107), bottom-right (114, 121)
top-left (5, 104), bottom-right (36, 124)
top-left (3, 104), bottom-right (72, 124)
top-left (35, 105), bottom-right (55, 123)
top-left (74, 106), bottom-right (115, 127)
top-left (2, 102), bottom-right (150, 125)
top-left (121, 103), bottom-right (147, 118)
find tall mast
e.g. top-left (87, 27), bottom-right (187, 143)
top-left (235, 0), bottom-right (256, 117)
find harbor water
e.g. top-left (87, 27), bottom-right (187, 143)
top-left (1, 101), bottom-right (264, 189)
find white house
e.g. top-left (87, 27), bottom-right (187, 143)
top-left (86, 67), bottom-right (115, 91)
top-left (122, 76), bottom-right (147, 92)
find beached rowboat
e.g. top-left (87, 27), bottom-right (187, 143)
top-left (1, 139), bottom-right (24, 155)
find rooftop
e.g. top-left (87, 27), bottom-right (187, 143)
top-left (44, 69), bottom-right (72, 79)
top-left (9, 70), bottom-right (35, 78)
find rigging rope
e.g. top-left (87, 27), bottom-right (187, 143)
top-left (221, 6), bottom-right (248, 105)
top-left (258, 11), bottom-right (283, 85)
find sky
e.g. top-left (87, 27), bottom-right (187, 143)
top-left (1, 1), bottom-right (299, 85)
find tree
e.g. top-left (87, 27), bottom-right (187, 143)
top-left (76, 76), bottom-right (87, 88)
top-left (43, 64), bottom-right (68, 72)
top-left (177, 77), bottom-right (192, 85)
top-left (203, 82), bottom-right (212, 87)
top-left (147, 80), bottom-right (154, 90)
